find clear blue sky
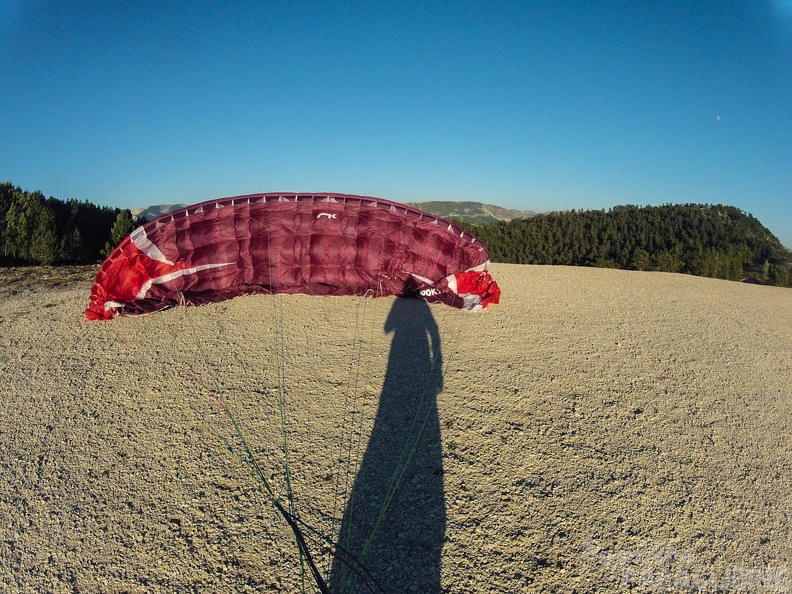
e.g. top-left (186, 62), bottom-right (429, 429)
top-left (2, 1), bottom-right (791, 247)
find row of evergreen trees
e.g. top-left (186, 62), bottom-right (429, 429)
top-left (0, 182), bottom-right (137, 265)
top-left (461, 204), bottom-right (790, 286)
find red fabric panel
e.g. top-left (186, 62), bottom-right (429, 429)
top-left (85, 193), bottom-right (497, 319)
top-left (454, 270), bottom-right (501, 307)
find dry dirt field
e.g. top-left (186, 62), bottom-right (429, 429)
top-left (1, 263), bottom-right (791, 593)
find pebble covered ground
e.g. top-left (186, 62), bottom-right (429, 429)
top-left (1, 263), bottom-right (791, 593)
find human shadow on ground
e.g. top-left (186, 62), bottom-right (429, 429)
top-left (329, 297), bottom-right (446, 593)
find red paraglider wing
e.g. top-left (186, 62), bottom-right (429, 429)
top-left (85, 193), bottom-right (499, 320)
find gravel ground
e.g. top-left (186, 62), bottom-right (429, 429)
top-left (1, 263), bottom-right (791, 593)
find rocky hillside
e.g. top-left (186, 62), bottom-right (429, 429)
top-left (407, 201), bottom-right (535, 224)
top-left (131, 204), bottom-right (187, 220)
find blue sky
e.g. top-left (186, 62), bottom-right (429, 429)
top-left (2, 0), bottom-right (791, 247)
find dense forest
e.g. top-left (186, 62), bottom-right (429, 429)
top-left (1, 182), bottom-right (790, 287)
top-left (460, 204), bottom-right (791, 286)
top-left (0, 182), bottom-right (138, 266)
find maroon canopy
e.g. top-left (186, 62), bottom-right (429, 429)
top-left (85, 193), bottom-right (500, 320)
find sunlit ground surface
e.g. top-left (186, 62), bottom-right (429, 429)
top-left (1, 263), bottom-right (791, 592)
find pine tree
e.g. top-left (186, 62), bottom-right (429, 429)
top-left (29, 207), bottom-right (59, 265)
top-left (102, 210), bottom-right (135, 256)
top-left (630, 248), bottom-right (651, 271)
top-left (769, 264), bottom-right (789, 287)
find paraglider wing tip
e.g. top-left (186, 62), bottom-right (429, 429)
top-left (84, 305), bottom-right (116, 321)
top-left (416, 268), bottom-right (501, 310)
top-left (453, 269), bottom-right (501, 309)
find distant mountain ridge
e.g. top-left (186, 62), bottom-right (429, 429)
top-left (131, 204), bottom-right (188, 221)
top-left (132, 200), bottom-right (534, 226)
top-left (406, 201), bottom-right (535, 224)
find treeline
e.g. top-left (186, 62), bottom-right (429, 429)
top-left (3, 182), bottom-right (790, 287)
top-left (0, 182), bottom-right (138, 265)
top-left (462, 204), bottom-right (791, 287)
